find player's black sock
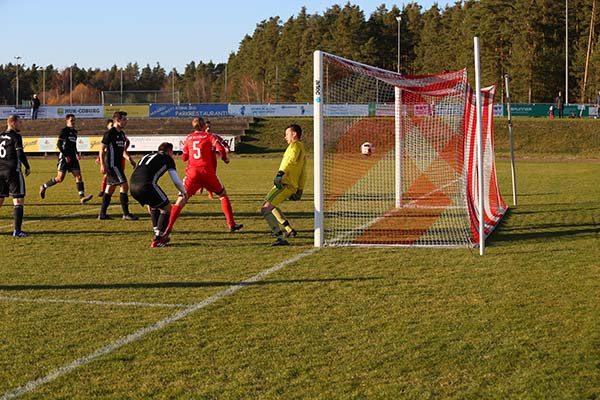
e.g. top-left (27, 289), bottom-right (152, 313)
top-left (13, 205), bottom-right (24, 231)
top-left (157, 212), bottom-right (171, 237)
top-left (150, 208), bottom-right (160, 229)
top-left (120, 192), bottom-right (130, 215)
top-left (44, 178), bottom-right (57, 188)
top-left (100, 193), bottom-right (112, 216)
top-left (76, 181), bottom-right (85, 197)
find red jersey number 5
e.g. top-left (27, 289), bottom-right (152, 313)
top-left (192, 141), bottom-right (201, 159)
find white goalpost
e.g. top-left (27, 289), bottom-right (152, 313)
top-left (313, 39), bottom-right (507, 251)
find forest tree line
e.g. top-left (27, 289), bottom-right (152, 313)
top-left (2, 0), bottom-right (600, 106)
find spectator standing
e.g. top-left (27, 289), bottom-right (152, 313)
top-left (555, 91), bottom-right (565, 118)
top-left (31, 94), bottom-right (41, 120)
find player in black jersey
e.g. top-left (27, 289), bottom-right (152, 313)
top-left (98, 111), bottom-right (138, 220)
top-left (130, 142), bottom-right (188, 247)
top-left (0, 115), bottom-right (31, 237)
top-left (39, 114), bottom-right (93, 203)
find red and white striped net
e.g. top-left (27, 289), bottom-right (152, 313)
top-left (321, 53), bottom-right (506, 247)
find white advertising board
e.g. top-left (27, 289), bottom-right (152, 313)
top-left (229, 104), bottom-right (313, 117)
top-left (40, 106), bottom-right (104, 119)
top-left (24, 135), bottom-right (237, 152)
top-left (323, 104), bottom-right (369, 117)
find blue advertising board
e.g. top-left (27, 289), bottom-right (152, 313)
top-left (149, 104), bottom-right (229, 118)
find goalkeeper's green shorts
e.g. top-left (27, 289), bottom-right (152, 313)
top-left (265, 186), bottom-right (295, 206)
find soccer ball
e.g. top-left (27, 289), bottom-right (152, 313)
top-left (361, 142), bottom-right (374, 156)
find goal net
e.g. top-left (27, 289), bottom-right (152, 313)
top-left (313, 51), bottom-right (506, 248)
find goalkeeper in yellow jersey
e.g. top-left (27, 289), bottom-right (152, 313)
top-left (261, 124), bottom-right (306, 246)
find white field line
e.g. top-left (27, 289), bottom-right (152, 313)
top-left (0, 205), bottom-right (119, 230)
top-left (0, 296), bottom-right (188, 309)
top-left (0, 247), bottom-right (320, 400)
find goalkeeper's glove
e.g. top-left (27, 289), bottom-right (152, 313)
top-left (274, 170), bottom-right (285, 189)
top-left (290, 189), bottom-right (303, 201)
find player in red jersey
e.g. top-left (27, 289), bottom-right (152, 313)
top-left (165, 117), bottom-right (242, 235)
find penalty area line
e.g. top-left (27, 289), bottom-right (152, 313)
top-left (0, 247), bottom-right (320, 400)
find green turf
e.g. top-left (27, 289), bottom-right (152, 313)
top-left (0, 157), bottom-right (599, 399)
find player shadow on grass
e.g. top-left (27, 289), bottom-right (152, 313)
top-left (176, 210), bottom-right (313, 219)
top-left (31, 229), bottom-right (151, 235)
top-left (0, 277), bottom-right (382, 291)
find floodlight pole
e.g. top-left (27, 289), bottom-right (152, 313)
top-left (504, 74), bottom-right (517, 207)
top-left (565, 0), bottom-right (569, 104)
top-left (69, 65), bottom-right (73, 106)
top-left (474, 37), bottom-right (485, 256)
top-left (14, 56), bottom-right (21, 107)
top-left (42, 67), bottom-right (46, 105)
top-left (396, 16), bottom-right (401, 73)
top-left (120, 69), bottom-right (124, 104)
top-left (313, 50), bottom-right (324, 248)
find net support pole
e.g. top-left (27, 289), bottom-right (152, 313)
top-left (313, 50), bottom-right (324, 248)
top-left (394, 86), bottom-right (403, 208)
top-left (474, 37), bottom-right (485, 256)
top-left (504, 74), bottom-right (517, 206)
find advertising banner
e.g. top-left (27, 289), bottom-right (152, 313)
top-left (24, 135), bottom-right (237, 153)
top-left (22, 137), bottom-right (41, 152)
top-left (104, 105), bottom-right (149, 118)
top-left (39, 106), bottom-right (104, 119)
top-left (494, 104), bottom-right (504, 117)
top-left (228, 104), bottom-right (312, 117)
top-left (324, 104), bottom-right (369, 117)
top-left (149, 104), bottom-right (229, 118)
top-left (0, 107), bottom-right (30, 119)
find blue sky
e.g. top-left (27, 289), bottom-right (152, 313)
top-left (1, 0), bottom-right (450, 72)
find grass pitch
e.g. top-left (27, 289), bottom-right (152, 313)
top-left (0, 157), bottom-right (599, 399)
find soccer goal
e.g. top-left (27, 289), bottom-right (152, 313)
top-left (313, 44), bottom-right (507, 252)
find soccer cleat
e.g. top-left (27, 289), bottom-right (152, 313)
top-left (151, 236), bottom-right (170, 248)
top-left (80, 194), bottom-right (93, 204)
top-left (229, 223), bottom-right (244, 233)
top-left (285, 229), bottom-right (297, 238)
top-left (271, 238), bottom-right (290, 246)
top-left (122, 214), bottom-right (139, 221)
top-left (39, 185), bottom-right (46, 199)
top-left (13, 230), bottom-right (28, 238)
top-left (98, 214), bottom-right (113, 220)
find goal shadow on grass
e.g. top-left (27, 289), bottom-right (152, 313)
top-left (0, 277), bottom-right (382, 292)
top-left (487, 208), bottom-right (600, 245)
